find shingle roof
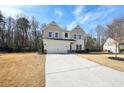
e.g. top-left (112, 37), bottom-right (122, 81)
top-left (46, 21), bottom-right (85, 32)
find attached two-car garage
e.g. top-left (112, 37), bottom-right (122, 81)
top-left (43, 39), bottom-right (73, 54)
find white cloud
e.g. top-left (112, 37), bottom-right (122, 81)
top-left (0, 6), bottom-right (23, 18)
top-left (67, 13), bottom-right (91, 30)
top-left (73, 5), bottom-right (85, 17)
top-left (80, 13), bottom-right (91, 24)
top-left (89, 24), bottom-right (97, 30)
top-left (67, 21), bottom-right (77, 30)
top-left (67, 6), bottom-right (116, 31)
top-left (67, 16), bottom-right (83, 30)
top-left (54, 9), bottom-right (63, 18)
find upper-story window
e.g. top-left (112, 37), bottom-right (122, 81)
top-left (48, 32), bottom-right (52, 38)
top-left (55, 32), bottom-right (58, 38)
top-left (74, 34), bottom-right (76, 39)
top-left (79, 35), bottom-right (81, 39)
top-left (65, 33), bottom-right (68, 38)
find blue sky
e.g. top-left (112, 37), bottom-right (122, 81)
top-left (1, 5), bottom-right (124, 34)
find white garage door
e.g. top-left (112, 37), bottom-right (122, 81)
top-left (47, 45), bottom-right (67, 53)
top-left (44, 39), bottom-right (71, 54)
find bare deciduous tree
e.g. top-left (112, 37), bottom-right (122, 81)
top-left (0, 11), bottom-right (6, 47)
top-left (96, 25), bottom-right (107, 51)
top-left (31, 16), bottom-right (39, 49)
top-left (107, 18), bottom-right (124, 57)
top-left (6, 17), bottom-right (15, 48)
top-left (16, 16), bottom-right (30, 48)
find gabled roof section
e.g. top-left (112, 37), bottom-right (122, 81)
top-left (49, 21), bottom-right (58, 26)
top-left (75, 25), bottom-right (81, 29)
top-left (72, 25), bottom-right (85, 33)
top-left (44, 21), bottom-right (64, 31)
top-left (104, 37), bottom-right (119, 46)
top-left (48, 21), bottom-right (61, 28)
top-left (74, 25), bottom-right (84, 31)
top-left (105, 37), bottom-right (124, 44)
top-left (44, 21), bottom-right (86, 33)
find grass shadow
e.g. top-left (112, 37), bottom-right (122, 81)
top-left (108, 57), bottom-right (124, 61)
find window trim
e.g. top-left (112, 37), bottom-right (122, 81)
top-left (48, 32), bottom-right (52, 38)
top-left (55, 32), bottom-right (59, 38)
top-left (79, 35), bottom-right (81, 39)
top-left (74, 34), bottom-right (76, 39)
top-left (65, 33), bottom-right (68, 38)
top-left (76, 44), bottom-right (82, 50)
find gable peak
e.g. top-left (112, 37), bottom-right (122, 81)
top-left (75, 25), bottom-right (81, 29)
top-left (50, 21), bottom-right (57, 26)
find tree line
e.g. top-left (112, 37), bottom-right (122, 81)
top-left (0, 11), bottom-right (45, 53)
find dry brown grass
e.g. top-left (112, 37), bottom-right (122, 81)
top-left (0, 53), bottom-right (46, 87)
top-left (78, 53), bottom-right (124, 72)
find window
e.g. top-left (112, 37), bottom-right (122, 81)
top-left (48, 32), bottom-right (52, 38)
top-left (79, 45), bottom-right (82, 50)
top-left (76, 45), bottom-right (79, 50)
top-left (76, 44), bottom-right (82, 50)
top-left (65, 33), bottom-right (68, 38)
top-left (74, 34), bottom-right (76, 39)
top-left (55, 32), bottom-right (58, 38)
top-left (79, 35), bottom-right (81, 39)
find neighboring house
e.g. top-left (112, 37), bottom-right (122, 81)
top-left (42, 21), bottom-right (86, 54)
top-left (103, 38), bottom-right (124, 53)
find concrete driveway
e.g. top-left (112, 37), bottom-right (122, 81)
top-left (46, 54), bottom-right (124, 87)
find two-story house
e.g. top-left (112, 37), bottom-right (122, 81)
top-left (103, 38), bottom-right (124, 53)
top-left (42, 21), bottom-right (86, 53)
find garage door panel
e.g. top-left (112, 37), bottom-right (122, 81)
top-left (44, 39), bottom-right (70, 54)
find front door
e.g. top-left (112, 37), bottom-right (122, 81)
top-left (76, 44), bottom-right (82, 51)
top-left (69, 42), bottom-right (74, 53)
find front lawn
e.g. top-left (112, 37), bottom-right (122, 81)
top-left (78, 53), bottom-right (124, 72)
top-left (0, 53), bottom-right (46, 87)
